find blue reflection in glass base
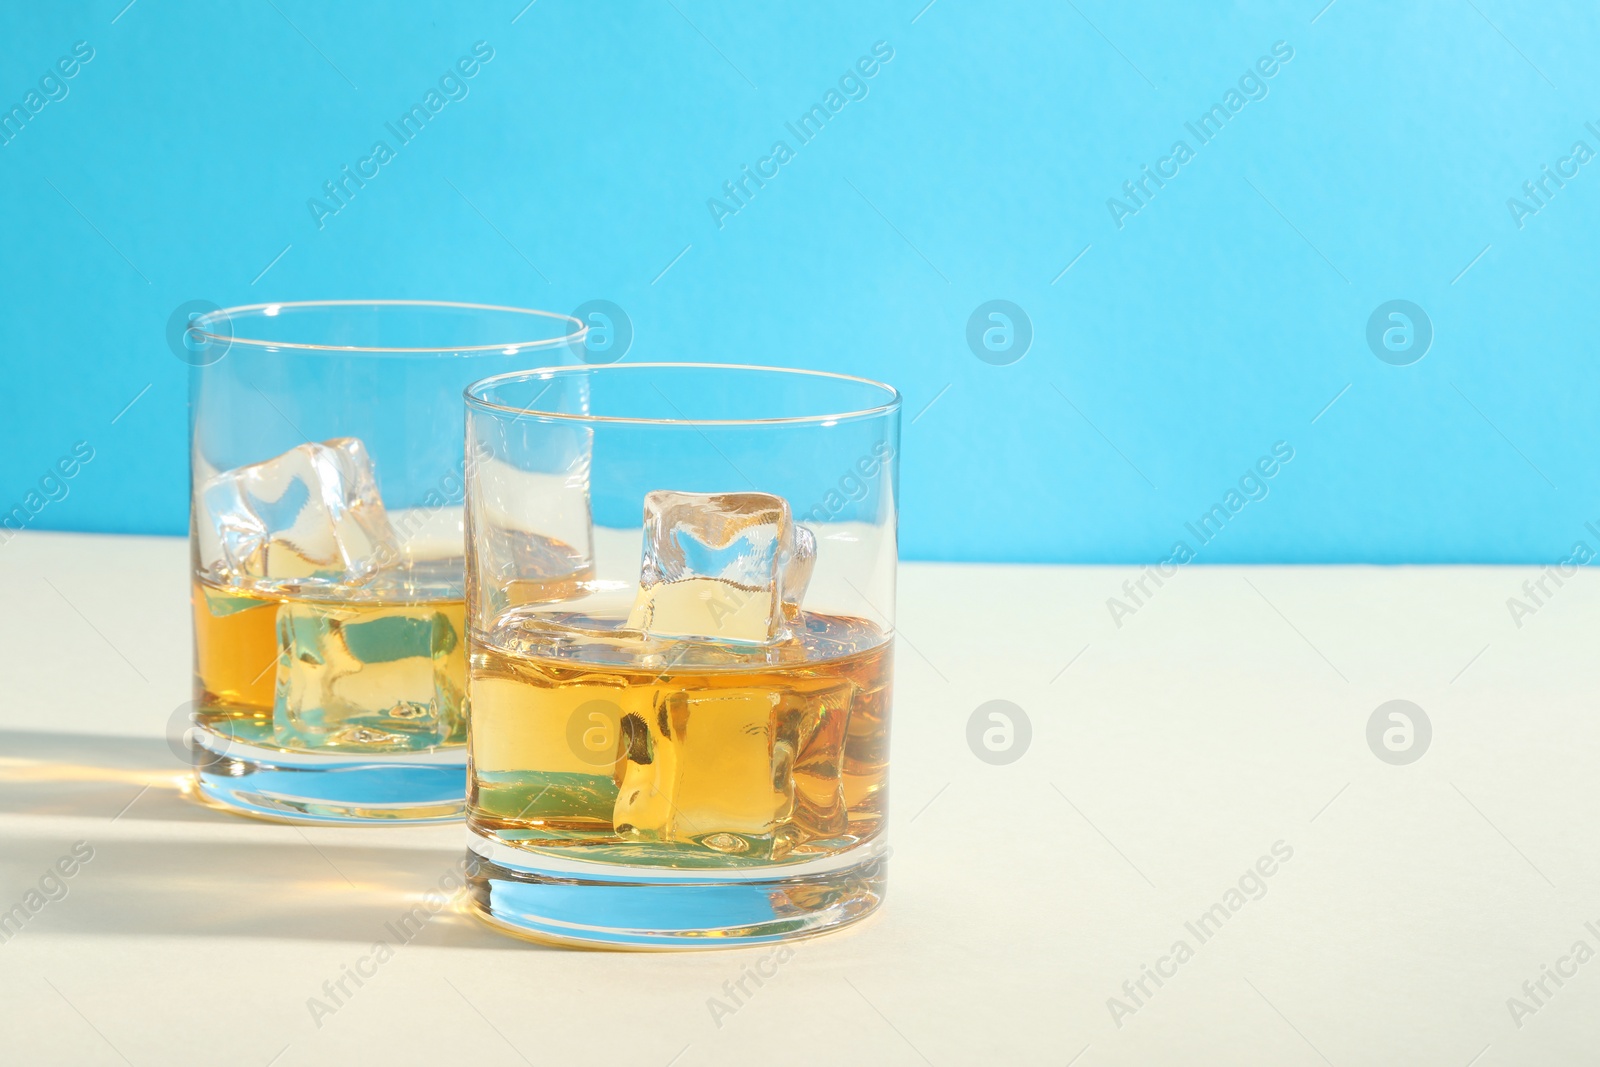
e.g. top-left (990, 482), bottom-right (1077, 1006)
top-left (191, 726), bottom-right (466, 824)
top-left (466, 834), bottom-right (889, 949)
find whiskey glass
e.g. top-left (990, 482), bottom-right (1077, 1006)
top-left (463, 363), bottom-right (900, 946)
top-left (187, 300), bottom-right (583, 823)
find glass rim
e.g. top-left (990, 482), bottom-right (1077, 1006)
top-left (189, 299), bottom-right (587, 354)
top-left (464, 362), bottom-right (903, 427)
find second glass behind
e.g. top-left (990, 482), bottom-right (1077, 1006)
top-left (463, 364), bottom-right (901, 947)
top-left (187, 300), bottom-right (584, 823)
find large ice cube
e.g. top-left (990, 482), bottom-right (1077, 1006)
top-left (272, 600), bottom-right (466, 751)
top-left (613, 689), bottom-right (782, 852)
top-left (198, 438), bottom-right (397, 592)
top-left (625, 491), bottom-right (813, 645)
top-left (610, 680), bottom-right (856, 857)
top-left (469, 455), bottom-right (594, 619)
top-left (780, 683), bottom-right (852, 838)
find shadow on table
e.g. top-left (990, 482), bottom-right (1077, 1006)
top-left (0, 729), bottom-right (543, 951)
top-left (0, 728), bottom-right (230, 823)
top-left (0, 835), bottom-right (533, 950)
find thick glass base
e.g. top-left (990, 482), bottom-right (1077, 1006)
top-left (191, 726), bottom-right (466, 824)
top-left (464, 835), bottom-right (889, 949)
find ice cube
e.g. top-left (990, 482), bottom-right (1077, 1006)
top-left (613, 689), bottom-right (783, 852)
top-left (612, 709), bottom-right (682, 841)
top-left (609, 682), bottom-right (856, 857)
top-left (623, 578), bottom-right (780, 646)
top-left (469, 455), bottom-right (594, 619)
top-left (783, 524), bottom-right (816, 616)
top-left (780, 684), bottom-right (852, 839)
top-left (198, 438), bottom-right (398, 592)
top-left (272, 600), bottom-right (466, 750)
top-left (626, 491), bottom-right (816, 645)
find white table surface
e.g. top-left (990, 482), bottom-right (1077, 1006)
top-left (2, 530), bottom-right (1597, 1066)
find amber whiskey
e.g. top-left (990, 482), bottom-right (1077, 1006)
top-left (468, 612), bottom-right (891, 868)
top-left (193, 576), bottom-right (468, 753)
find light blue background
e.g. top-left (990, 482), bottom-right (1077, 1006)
top-left (0, 0), bottom-right (1594, 563)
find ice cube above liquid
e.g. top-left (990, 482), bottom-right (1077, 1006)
top-left (197, 438), bottom-right (398, 592)
top-left (783, 524), bottom-right (816, 616)
top-left (624, 490), bottom-right (815, 645)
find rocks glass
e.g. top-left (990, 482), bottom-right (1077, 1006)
top-left (462, 363), bottom-right (901, 946)
top-left (186, 300), bottom-right (582, 823)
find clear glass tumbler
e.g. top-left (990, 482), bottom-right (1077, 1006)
top-left (187, 300), bottom-right (583, 823)
top-left (462, 363), bottom-right (901, 947)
